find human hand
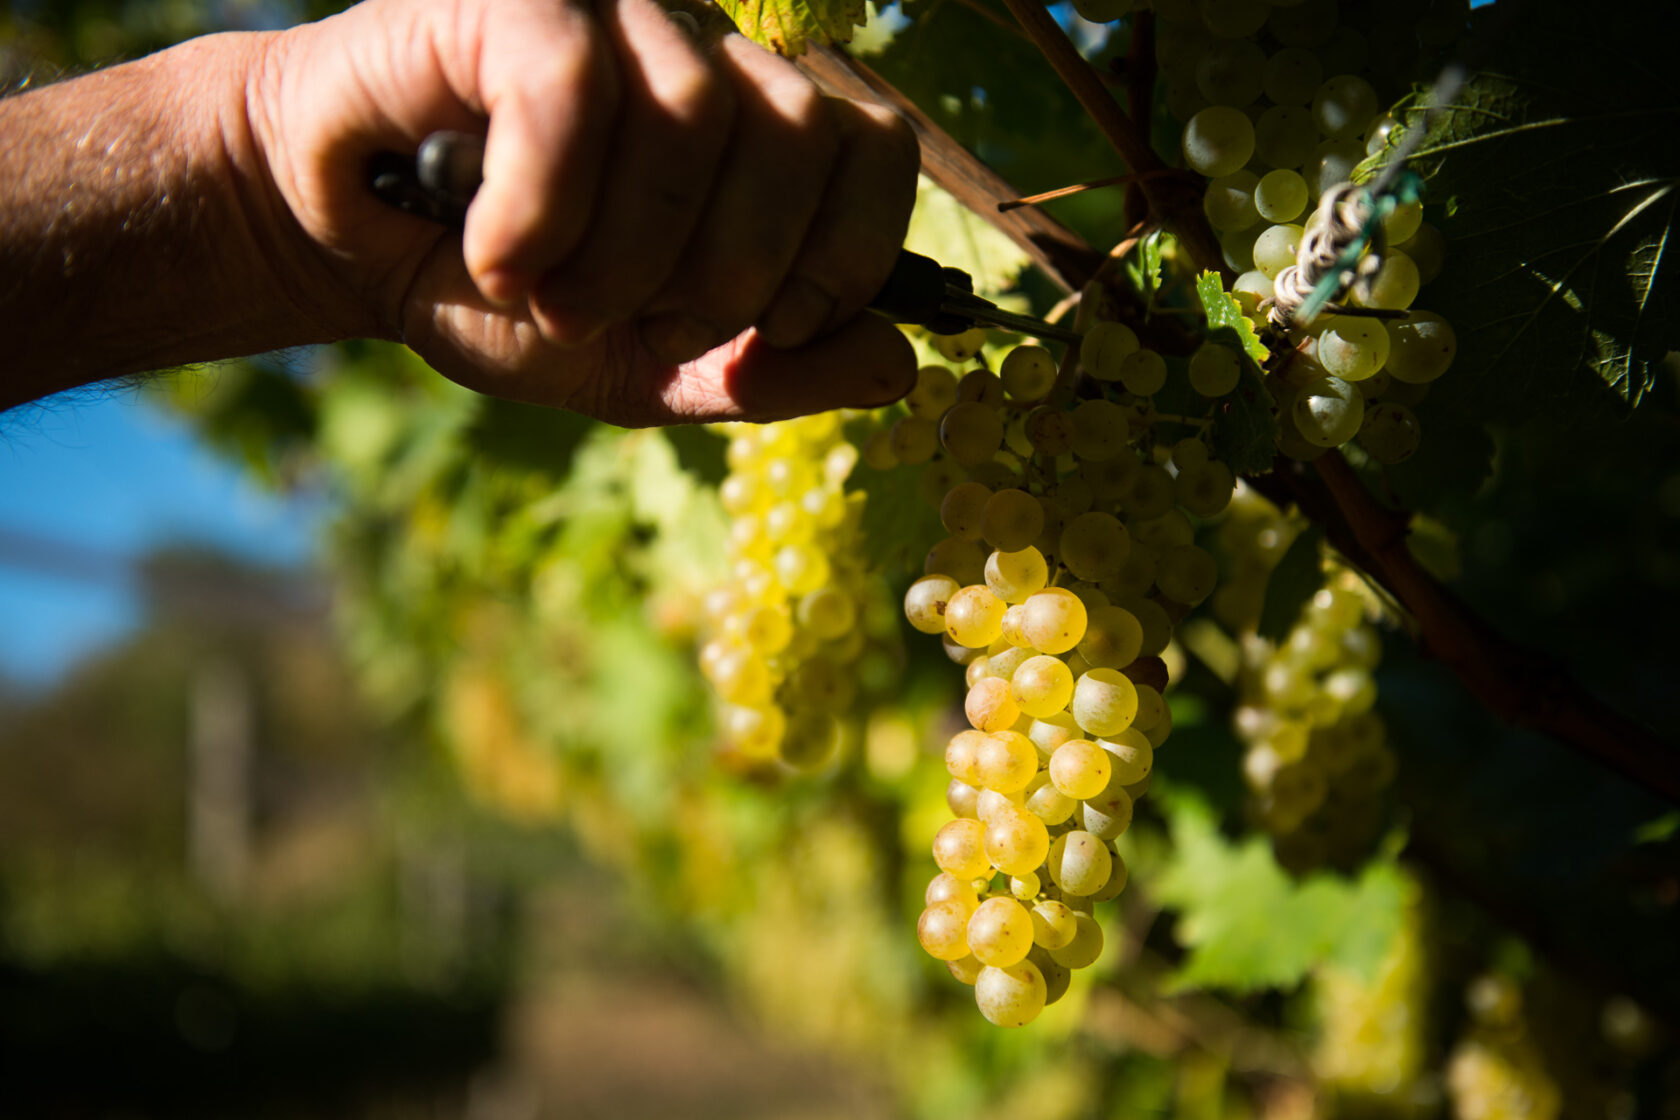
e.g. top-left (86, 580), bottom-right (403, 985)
top-left (247, 0), bottom-right (920, 425)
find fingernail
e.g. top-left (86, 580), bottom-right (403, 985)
top-left (477, 267), bottom-right (531, 310)
top-left (639, 312), bottom-right (722, 364)
top-left (758, 278), bottom-right (836, 349)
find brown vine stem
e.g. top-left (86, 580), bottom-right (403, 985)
top-left (998, 168), bottom-right (1188, 212)
top-left (1307, 451), bottom-right (1680, 806)
top-left (1123, 9), bottom-right (1156, 230)
top-left (994, 0), bottom-right (1230, 282)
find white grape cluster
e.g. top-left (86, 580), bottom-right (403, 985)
top-left (1150, 0), bottom-right (1461, 465)
top-left (880, 333), bottom-right (1240, 1026)
top-left (1446, 975), bottom-right (1563, 1120)
top-left (700, 415), bottom-right (880, 768)
top-left (1234, 558), bottom-right (1395, 874)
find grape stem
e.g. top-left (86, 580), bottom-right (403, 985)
top-left (1273, 452), bottom-right (1680, 807)
top-left (1123, 9), bottom-right (1156, 230)
top-left (997, 169), bottom-right (1191, 213)
top-left (994, 0), bottom-right (1231, 282)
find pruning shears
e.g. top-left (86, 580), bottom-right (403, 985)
top-left (369, 130), bottom-right (1080, 346)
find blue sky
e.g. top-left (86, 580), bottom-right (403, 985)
top-left (0, 391), bottom-right (324, 691)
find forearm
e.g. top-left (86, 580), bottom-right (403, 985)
top-left (0, 33), bottom-right (371, 410)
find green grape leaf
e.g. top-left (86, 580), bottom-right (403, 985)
top-left (1153, 790), bottom-right (1407, 992)
top-left (1256, 525), bottom-right (1324, 643)
top-left (715, 0), bottom-right (864, 56)
top-left (1195, 273), bottom-right (1279, 475)
top-left (1356, 5), bottom-right (1680, 418)
top-left (904, 176), bottom-right (1033, 296)
top-left (662, 425), bottom-right (729, 487)
top-left (843, 416), bottom-right (940, 575)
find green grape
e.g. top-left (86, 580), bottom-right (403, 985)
top-left (890, 416), bottom-right (938, 465)
top-left (1116, 595), bottom-right (1173, 657)
top-left (974, 960), bottom-right (1047, 1027)
top-left (1047, 830), bottom-right (1112, 896)
top-left (1263, 46), bottom-right (1323, 105)
top-left (934, 326), bottom-right (988, 362)
top-left (1079, 777), bottom-right (1135, 840)
top-left (926, 870), bottom-right (980, 911)
top-left (1070, 398), bottom-right (1131, 460)
top-left (1203, 169), bottom-right (1261, 232)
top-left (1198, 0), bottom-right (1268, 38)
top-left (1253, 223), bottom-right (1304, 280)
top-left (918, 459), bottom-right (964, 510)
top-left (1031, 899), bottom-right (1078, 950)
top-left (1078, 604), bottom-right (1144, 669)
top-left (1397, 223), bottom-right (1445, 283)
top-left (1189, 341), bottom-right (1242, 397)
top-left (1100, 728), bottom-right (1153, 784)
top-left (1177, 460), bottom-right (1236, 517)
top-left (947, 778), bottom-right (981, 818)
top-left (945, 728), bottom-right (988, 785)
top-left (1049, 738), bottom-right (1112, 800)
top-left (1060, 511), bottom-right (1131, 582)
top-left (940, 480), bottom-right (991, 542)
top-left (1000, 345), bottom-right (1058, 402)
top-left (1130, 683), bottom-right (1167, 731)
top-left (1255, 169), bottom-right (1309, 223)
top-left (905, 364), bottom-right (960, 420)
top-left (1305, 138), bottom-right (1364, 198)
top-left (976, 785), bottom-right (1026, 823)
top-left (925, 535), bottom-right (987, 586)
top-left (861, 428), bottom-right (898, 470)
top-left (938, 401), bottom-right (1004, 466)
top-left (1045, 476), bottom-right (1094, 521)
top-left (797, 586), bottom-right (855, 640)
top-left (1079, 451), bottom-right (1140, 503)
top-left (1020, 588), bottom-right (1089, 655)
top-left (1012, 654), bottom-right (1075, 719)
top-left (1234, 268), bottom-right (1275, 314)
top-left (1156, 543), bottom-right (1219, 604)
top-left (984, 805), bottom-right (1052, 876)
top-left (1071, 667), bottom-right (1139, 737)
top-left (1048, 913), bottom-right (1105, 969)
top-left (967, 896), bottom-right (1034, 967)
top-left (1353, 250), bottom-right (1420, 310)
top-left (1086, 850), bottom-right (1129, 902)
top-left (919, 899), bottom-right (976, 960)
top-left (1268, 0), bottom-right (1337, 48)
top-left (933, 818), bottom-right (992, 879)
top-left (975, 729), bottom-right (1038, 792)
top-left (720, 702), bottom-right (785, 759)
top-left (1123, 465), bottom-right (1177, 520)
top-left (1195, 38), bottom-right (1266, 106)
top-left (1384, 311), bottom-right (1456, 383)
top-left (1172, 438), bottom-right (1209, 470)
top-left (1358, 402), bottom-right (1421, 464)
top-left (1025, 775), bottom-right (1076, 826)
top-left (966, 675), bottom-right (1022, 733)
top-left (1254, 104), bottom-right (1318, 169)
top-left (985, 546), bottom-right (1050, 604)
top-left (945, 583), bottom-right (1006, 647)
top-left (1293, 375), bottom-right (1365, 447)
top-left (1316, 316), bottom-right (1390, 381)
top-left (1009, 872), bottom-right (1040, 900)
top-left (946, 955), bottom-right (984, 986)
top-left (956, 368), bottom-right (1005, 408)
top-left (1311, 75), bottom-right (1379, 141)
top-left (1025, 406), bottom-right (1077, 457)
top-left (1118, 348), bottom-right (1168, 396)
top-left (981, 488), bottom-right (1045, 552)
top-left (1080, 321), bottom-right (1140, 381)
top-left (1220, 224), bottom-right (1261, 272)
top-left (1182, 105), bottom-right (1256, 177)
top-left (1382, 198), bottom-right (1423, 243)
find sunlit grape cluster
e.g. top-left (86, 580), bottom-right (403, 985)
top-left (1447, 975), bottom-right (1563, 1120)
top-left (1150, 0), bottom-right (1461, 464)
top-left (1313, 881), bottom-right (1428, 1098)
top-left (700, 415), bottom-right (888, 767)
top-left (877, 331), bottom-right (1241, 1026)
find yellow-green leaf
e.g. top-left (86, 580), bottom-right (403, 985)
top-left (715, 0), bottom-right (866, 57)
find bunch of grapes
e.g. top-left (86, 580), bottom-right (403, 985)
top-left (880, 328), bottom-right (1243, 1026)
top-left (1147, 0), bottom-right (1461, 464)
top-left (1446, 975), bottom-right (1563, 1120)
top-left (1237, 568), bottom-right (1395, 873)
top-left (1312, 882), bottom-right (1428, 1097)
top-left (699, 414), bottom-right (889, 767)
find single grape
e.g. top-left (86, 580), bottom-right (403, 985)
top-left (1294, 375), bottom-right (1365, 447)
top-left (1156, 543), bottom-right (1219, 604)
top-left (1020, 588), bottom-right (1089, 655)
top-left (1354, 250), bottom-right (1420, 310)
top-left (799, 586), bottom-right (855, 640)
top-left (1070, 399), bottom-right (1131, 461)
top-left (1031, 899), bottom-right (1078, 950)
top-left (1203, 170), bottom-right (1260, 233)
top-left (974, 960), bottom-right (1047, 1027)
top-left (1195, 38), bottom-right (1266, 106)
top-left (1012, 654), bottom-right (1075, 719)
top-left (1305, 138), bottom-right (1364, 198)
top-left (1123, 465), bottom-right (1177, 520)
top-left (926, 870), bottom-right (980, 911)
top-left (1263, 46), bottom-right (1323, 105)
top-left (1080, 321), bottom-right (1139, 381)
top-left (1255, 169), bottom-right (1309, 225)
top-left (966, 676), bottom-right (1022, 733)
top-left (1000, 345), bottom-right (1057, 401)
top-left (1384, 311), bottom-right (1456, 383)
top-left (984, 805), bottom-right (1052, 876)
top-left (1359, 402), bottom-right (1422, 463)
top-left (1189, 341), bottom-right (1242, 397)
top-left (1049, 738), bottom-right (1113, 800)
top-left (1177, 460), bottom-right (1237, 517)
top-left (919, 899), bottom-right (976, 960)
top-left (1060, 511), bottom-right (1131, 582)
top-left (1312, 75), bottom-right (1379, 141)
top-left (1182, 106), bottom-right (1255, 177)
top-left (945, 583), bottom-right (1007, 647)
top-left (890, 416), bottom-right (938, 465)
top-left (1116, 595), bottom-right (1173, 658)
top-left (1047, 830), bottom-right (1112, 896)
top-left (905, 365), bottom-right (960, 420)
top-left (956, 368), bottom-right (1005, 407)
top-left (925, 536), bottom-right (987, 586)
top-left (1025, 774), bottom-right (1076, 826)
top-left (934, 326), bottom-right (988, 363)
top-left (1316, 316), bottom-right (1391, 381)
top-left (1118, 348), bottom-right (1168, 396)
top-left (932, 818), bottom-right (991, 879)
top-left (1100, 728), bottom-right (1153, 784)
top-left (939, 401), bottom-right (1004, 466)
top-left (1077, 604), bottom-right (1144, 669)
top-left (1254, 104), bottom-right (1318, 170)
top-left (967, 896), bottom-right (1034, 967)
top-left (985, 546), bottom-right (1050, 604)
top-left (940, 480), bottom-right (991, 542)
top-left (1221, 224), bottom-right (1261, 272)
top-left (1048, 913), bottom-right (1105, 969)
top-left (1071, 667), bottom-right (1139, 737)
top-left (1253, 223), bottom-right (1304, 280)
top-left (946, 778), bottom-right (980, 818)
top-left (975, 729), bottom-right (1038, 793)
